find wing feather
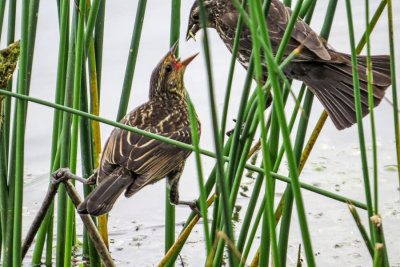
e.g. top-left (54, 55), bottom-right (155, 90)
top-left (97, 100), bottom-right (200, 192)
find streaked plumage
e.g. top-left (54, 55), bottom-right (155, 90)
top-left (77, 43), bottom-right (200, 216)
top-left (186, 0), bottom-right (391, 130)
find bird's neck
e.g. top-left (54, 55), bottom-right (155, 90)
top-left (149, 89), bottom-right (188, 105)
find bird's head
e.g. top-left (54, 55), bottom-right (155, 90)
top-left (150, 42), bottom-right (198, 101)
top-left (186, 0), bottom-right (228, 41)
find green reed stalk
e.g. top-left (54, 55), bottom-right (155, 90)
top-left (356, 0), bottom-right (387, 53)
top-left (12, 0), bottom-right (29, 264)
top-left (94, 0), bottom-right (105, 95)
top-left (56, 6), bottom-right (78, 266)
top-left (116, 0), bottom-right (147, 122)
top-left (211, 55), bottom-right (255, 259)
top-left (373, 243), bottom-right (384, 267)
top-left (84, 2), bottom-right (104, 264)
top-left (164, 2), bottom-right (180, 263)
top-left (64, 0), bottom-right (85, 265)
top-left (240, 193), bottom-right (265, 267)
top-left (348, 204), bottom-right (374, 256)
top-left (84, 0), bottom-right (101, 55)
top-left (248, 1), bottom-right (281, 265)
top-left (196, 1), bottom-right (237, 266)
top-left (254, 1), bottom-right (316, 266)
top-left (3, 0), bottom-right (16, 152)
top-left (278, 1), bottom-right (336, 263)
top-left (283, 0), bottom-right (291, 7)
top-left (387, 0), bottom-right (400, 187)
top-left (32, 0), bottom-right (70, 263)
top-left (165, 140), bottom-right (233, 266)
top-left (2, 0), bottom-right (17, 265)
top-left (224, 58), bottom-right (254, 194)
top-left (365, 0), bottom-right (379, 214)
top-left (79, 70), bottom-right (101, 266)
top-left (236, 84), bottom-right (306, 255)
top-left (0, 0), bottom-right (5, 42)
top-left (220, 0), bottom-right (247, 139)
top-left (187, 96), bottom-right (211, 253)
top-left (26, 0), bottom-right (40, 92)
top-left (345, 0), bottom-right (376, 244)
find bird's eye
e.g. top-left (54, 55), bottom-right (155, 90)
top-left (193, 13), bottom-right (199, 20)
top-left (165, 64), bottom-right (172, 72)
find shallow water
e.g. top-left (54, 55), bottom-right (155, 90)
top-left (6, 0), bottom-right (400, 266)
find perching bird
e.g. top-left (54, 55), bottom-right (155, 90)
top-left (186, 0), bottom-right (391, 130)
top-left (77, 43), bottom-right (200, 216)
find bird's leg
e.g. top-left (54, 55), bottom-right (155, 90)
top-left (226, 92), bottom-right (273, 137)
top-left (167, 169), bottom-right (201, 216)
top-left (52, 168), bottom-right (97, 185)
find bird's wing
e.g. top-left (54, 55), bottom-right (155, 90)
top-left (269, 0), bottom-right (331, 61)
top-left (218, 1), bottom-right (331, 62)
top-left (98, 103), bottom-right (194, 193)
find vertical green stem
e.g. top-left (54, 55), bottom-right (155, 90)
top-left (387, 0), bottom-right (400, 187)
top-left (64, 0), bottom-right (85, 265)
top-left (32, 0), bottom-right (69, 263)
top-left (2, 0), bottom-right (16, 264)
top-left (196, 0), bottom-right (237, 266)
top-left (12, 0), bottom-right (29, 264)
top-left (345, 0), bottom-right (376, 244)
top-left (365, 0), bottom-right (379, 214)
top-left (56, 5), bottom-right (78, 266)
top-left (165, 1), bottom-right (180, 261)
top-left (116, 0), bottom-right (147, 121)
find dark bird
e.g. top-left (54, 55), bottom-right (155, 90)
top-left (77, 43), bottom-right (200, 216)
top-left (186, 0), bottom-right (391, 130)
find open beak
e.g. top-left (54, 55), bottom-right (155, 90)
top-left (173, 52), bottom-right (199, 70)
top-left (181, 53), bottom-right (199, 67)
top-left (186, 24), bottom-right (199, 41)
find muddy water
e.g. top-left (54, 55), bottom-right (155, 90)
top-left (14, 0), bottom-right (400, 266)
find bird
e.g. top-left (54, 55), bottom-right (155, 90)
top-left (186, 0), bottom-right (391, 130)
top-left (77, 43), bottom-right (201, 216)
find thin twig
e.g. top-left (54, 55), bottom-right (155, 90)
top-left (21, 181), bottom-right (60, 259)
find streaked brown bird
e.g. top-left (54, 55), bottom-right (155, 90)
top-left (77, 43), bottom-right (200, 216)
top-left (186, 0), bottom-right (391, 130)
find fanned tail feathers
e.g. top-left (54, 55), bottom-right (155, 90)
top-left (297, 54), bottom-right (391, 129)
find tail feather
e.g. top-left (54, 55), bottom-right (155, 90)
top-left (294, 54), bottom-right (391, 130)
top-left (77, 174), bottom-right (132, 216)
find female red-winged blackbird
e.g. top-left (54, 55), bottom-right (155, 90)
top-left (77, 43), bottom-right (200, 216)
top-left (186, 0), bottom-right (391, 130)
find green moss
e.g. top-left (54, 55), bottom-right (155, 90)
top-left (0, 41), bottom-right (20, 132)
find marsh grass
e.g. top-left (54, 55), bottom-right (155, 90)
top-left (0, 0), bottom-right (397, 266)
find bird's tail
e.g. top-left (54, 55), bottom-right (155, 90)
top-left (298, 54), bottom-right (391, 130)
top-left (77, 174), bottom-right (132, 216)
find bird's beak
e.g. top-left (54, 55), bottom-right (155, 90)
top-left (169, 41), bottom-right (179, 56)
top-left (186, 24), bottom-right (199, 41)
top-left (181, 53), bottom-right (199, 67)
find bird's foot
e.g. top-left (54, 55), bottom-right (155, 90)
top-left (85, 172), bottom-right (97, 185)
top-left (52, 168), bottom-right (72, 185)
top-left (52, 168), bottom-right (88, 185)
top-left (178, 200), bottom-right (201, 217)
top-left (226, 119), bottom-right (245, 137)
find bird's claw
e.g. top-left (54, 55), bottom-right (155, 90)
top-left (52, 168), bottom-right (71, 185)
top-left (188, 200), bottom-right (202, 217)
top-left (226, 119), bottom-right (246, 137)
